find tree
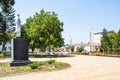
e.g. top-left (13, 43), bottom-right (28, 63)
top-left (0, 0), bottom-right (15, 52)
top-left (0, 0), bottom-right (15, 13)
top-left (104, 29), bottom-right (120, 54)
top-left (108, 33), bottom-right (118, 53)
top-left (116, 29), bottom-right (120, 53)
top-left (101, 28), bottom-right (112, 53)
top-left (22, 9), bottom-right (64, 52)
top-left (0, 12), bottom-right (5, 45)
top-left (101, 28), bottom-right (120, 54)
top-left (21, 17), bottom-right (35, 52)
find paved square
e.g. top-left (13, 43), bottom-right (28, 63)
top-left (1, 55), bottom-right (120, 80)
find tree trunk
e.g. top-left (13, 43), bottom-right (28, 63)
top-left (2, 42), bottom-right (6, 53)
top-left (31, 47), bottom-right (34, 54)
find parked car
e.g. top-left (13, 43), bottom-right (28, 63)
top-left (82, 50), bottom-right (89, 54)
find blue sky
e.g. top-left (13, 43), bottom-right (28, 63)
top-left (14, 0), bottom-right (120, 44)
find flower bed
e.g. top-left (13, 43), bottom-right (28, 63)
top-left (0, 54), bottom-right (4, 58)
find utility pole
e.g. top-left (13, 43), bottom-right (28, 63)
top-left (90, 32), bottom-right (92, 52)
top-left (90, 28), bottom-right (93, 53)
top-left (69, 35), bottom-right (72, 45)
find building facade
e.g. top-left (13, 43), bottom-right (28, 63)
top-left (0, 42), bottom-right (11, 52)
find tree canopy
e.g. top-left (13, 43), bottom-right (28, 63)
top-left (0, 0), bottom-right (15, 51)
top-left (0, 0), bottom-right (15, 13)
top-left (100, 28), bottom-right (120, 54)
top-left (22, 9), bottom-right (64, 52)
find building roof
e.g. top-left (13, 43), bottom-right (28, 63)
top-left (94, 30), bottom-right (115, 35)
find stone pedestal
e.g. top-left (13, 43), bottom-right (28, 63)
top-left (10, 37), bottom-right (32, 66)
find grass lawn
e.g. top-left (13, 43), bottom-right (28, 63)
top-left (0, 60), bottom-right (70, 77)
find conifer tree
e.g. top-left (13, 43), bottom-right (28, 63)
top-left (0, 0), bottom-right (15, 51)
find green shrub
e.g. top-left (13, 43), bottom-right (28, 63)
top-left (28, 62), bottom-right (40, 69)
top-left (46, 60), bottom-right (56, 64)
top-left (79, 47), bottom-right (84, 52)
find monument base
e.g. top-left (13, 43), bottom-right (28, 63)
top-left (10, 37), bottom-right (32, 66)
top-left (10, 60), bottom-right (32, 66)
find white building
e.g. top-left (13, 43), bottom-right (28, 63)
top-left (94, 30), bottom-right (115, 46)
top-left (0, 42), bottom-right (11, 52)
top-left (70, 42), bottom-right (100, 52)
top-left (94, 34), bottom-right (101, 45)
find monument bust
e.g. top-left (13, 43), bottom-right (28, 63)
top-left (15, 14), bottom-right (21, 37)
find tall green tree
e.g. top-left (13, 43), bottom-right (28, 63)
top-left (116, 29), bottom-right (120, 53)
top-left (101, 28), bottom-right (112, 53)
top-left (22, 9), bottom-right (64, 52)
top-left (21, 17), bottom-right (35, 52)
top-left (108, 33), bottom-right (117, 53)
top-left (0, 0), bottom-right (15, 12)
top-left (108, 29), bottom-right (120, 54)
top-left (0, 12), bottom-right (5, 45)
top-left (0, 0), bottom-right (15, 52)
